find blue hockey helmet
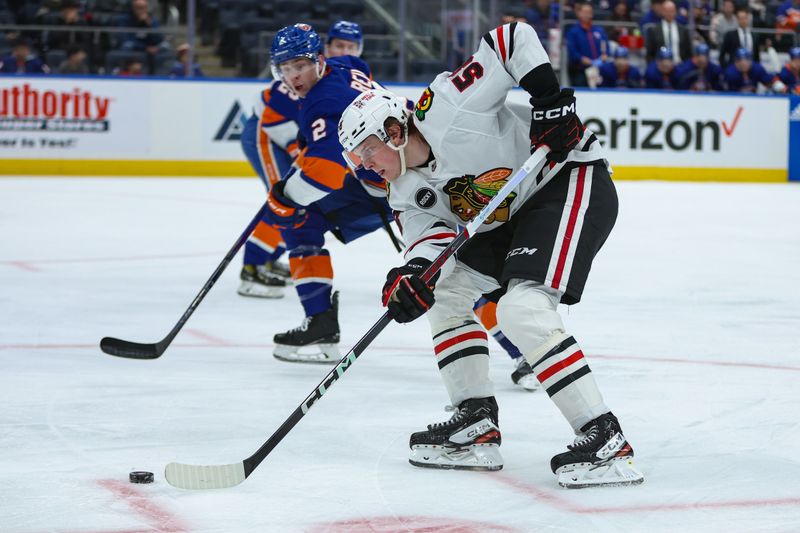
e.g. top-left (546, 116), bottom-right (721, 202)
top-left (270, 23), bottom-right (323, 67)
top-left (327, 20), bottom-right (363, 56)
top-left (694, 43), bottom-right (710, 56)
top-left (734, 47), bottom-right (752, 61)
top-left (656, 46), bottom-right (674, 61)
top-left (789, 46), bottom-right (800, 60)
top-left (613, 46), bottom-right (629, 59)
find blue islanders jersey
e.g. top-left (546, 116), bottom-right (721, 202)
top-left (723, 62), bottom-right (774, 93)
top-left (645, 62), bottom-right (678, 90)
top-left (675, 60), bottom-right (723, 91)
top-left (284, 55), bottom-right (386, 206)
top-left (778, 64), bottom-right (799, 94)
top-left (598, 61), bottom-right (642, 88)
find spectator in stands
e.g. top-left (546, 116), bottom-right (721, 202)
top-left (566, 1), bottom-right (610, 86)
top-left (118, 57), bottom-right (144, 76)
top-left (44, 0), bottom-right (93, 54)
top-left (724, 47), bottom-right (785, 92)
top-left (709, 0), bottom-right (738, 47)
top-left (0, 38), bottom-right (50, 74)
top-left (720, 6), bottom-right (761, 68)
top-left (749, 0), bottom-right (769, 29)
top-left (645, 45), bottom-right (679, 88)
top-left (607, 0), bottom-right (634, 43)
top-left (778, 46), bottom-right (800, 93)
top-left (692, 0), bottom-right (714, 43)
top-left (776, 0), bottom-right (800, 32)
top-left (645, 0), bottom-right (691, 62)
top-left (168, 43), bottom-right (203, 77)
top-left (56, 45), bottom-right (89, 74)
top-left (119, 0), bottom-right (167, 73)
top-left (598, 45), bottom-right (643, 87)
top-left (676, 43), bottom-right (724, 90)
top-left (526, 0), bottom-right (559, 51)
top-left (640, 0), bottom-right (665, 28)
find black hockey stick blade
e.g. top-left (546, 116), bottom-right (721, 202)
top-left (99, 202), bottom-right (270, 360)
top-left (100, 337), bottom-right (166, 359)
top-left (163, 149), bottom-right (550, 490)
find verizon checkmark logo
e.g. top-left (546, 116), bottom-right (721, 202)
top-left (722, 106), bottom-right (743, 137)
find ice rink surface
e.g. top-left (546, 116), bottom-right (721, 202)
top-left (1, 176), bottom-right (799, 533)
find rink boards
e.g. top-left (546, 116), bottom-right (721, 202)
top-left (1, 75), bottom-right (798, 181)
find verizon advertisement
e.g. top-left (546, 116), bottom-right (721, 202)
top-left (0, 76), bottom-right (791, 180)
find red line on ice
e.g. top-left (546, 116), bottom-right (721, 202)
top-left (2, 341), bottom-right (799, 373)
top-left (183, 329), bottom-right (231, 346)
top-left (96, 479), bottom-right (188, 533)
top-left (0, 252), bottom-right (221, 268)
top-left (493, 473), bottom-right (800, 514)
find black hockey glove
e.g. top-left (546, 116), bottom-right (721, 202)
top-left (529, 88), bottom-right (584, 164)
top-left (382, 258), bottom-right (439, 323)
top-left (265, 179), bottom-right (308, 229)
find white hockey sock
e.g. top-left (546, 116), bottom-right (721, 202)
top-left (432, 320), bottom-right (494, 406)
top-left (525, 332), bottom-right (608, 432)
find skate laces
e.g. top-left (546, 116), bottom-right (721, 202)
top-left (429, 405), bottom-right (465, 430)
top-left (288, 316), bottom-right (312, 333)
top-left (568, 424), bottom-right (600, 452)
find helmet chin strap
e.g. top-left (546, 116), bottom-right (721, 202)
top-left (386, 122), bottom-right (409, 176)
top-left (398, 146), bottom-right (407, 176)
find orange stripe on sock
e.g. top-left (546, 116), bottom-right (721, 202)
top-left (289, 254), bottom-right (333, 281)
top-left (473, 300), bottom-right (498, 330)
top-left (252, 221), bottom-right (284, 250)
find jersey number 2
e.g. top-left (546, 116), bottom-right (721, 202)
top-left (450, 56), bottom-right (484, 92)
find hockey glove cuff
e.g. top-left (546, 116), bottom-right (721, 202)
top-left (265, 180), bottom-right (308, 229)
top-left (382, 258), bottom-right (438, 323)
top-left (530, 88), bottom-right (584, 164)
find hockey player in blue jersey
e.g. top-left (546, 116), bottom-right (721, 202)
top-left (598, 46), bottom-right (642, 88)
top-left (645, 46), bottom-right (678, 89)
top-left (675, 43), bottom-right (724, 91)
top-left (778, 46), bottom-right (800, 94)
top-left (237, 20), bottom-right (365, 299)
top-left (723, 47), bottom-right (785, 93)
top-left (261, 23), bottom-right (396, 363)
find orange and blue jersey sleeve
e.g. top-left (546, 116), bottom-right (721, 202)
top-left (283, 97), bottom-right (351, 206)
top-left (256, 81), bottom-right (301, 156)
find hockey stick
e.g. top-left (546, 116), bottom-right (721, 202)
top-left (164, 148), bottom-right (549, 490)
top-left (100, 203), bottom-right (271, 359)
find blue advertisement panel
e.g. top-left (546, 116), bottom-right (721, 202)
top-left (790, 96), bottom-right (800, 182)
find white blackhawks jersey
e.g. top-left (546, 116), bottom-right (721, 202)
top-left (389, 22), bottom-right (609, 274)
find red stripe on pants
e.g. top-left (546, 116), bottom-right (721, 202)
top-left (551, 166), bottom-right (587, 290)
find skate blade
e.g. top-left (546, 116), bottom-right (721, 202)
top-left (237, 281), bottom-right (285, 299)
top-left (514, 374), bottom-right (540, 392)
top-left (273, 343), bottom-right (339, 364)
top-left (557, 457), bottom-right (644, 488)
top-left (409, 444), bottom-right (503, 471)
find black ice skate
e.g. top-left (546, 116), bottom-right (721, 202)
top-left (237, 263), bottom-right (287, 299)
top-left (409, 396), bottom-right (503, 471)
top-left (273, 291), bottom-right (340, 364)
top-left (511, 358), bottom-right (539, 391)
top-left (261, 260), bottom-right (292, 283)
top-left (551, 412), bottom-right (644, 488)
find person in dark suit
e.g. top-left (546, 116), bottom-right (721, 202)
top-left (719, 6), bottom-right (760, 68)
top-left (645, 0), bottom-right (691, 63)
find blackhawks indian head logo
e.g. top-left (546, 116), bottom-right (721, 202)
top-left (444, 167), bottom-right (516, 224)
top-left (414, 87), bottom-right (434, 121)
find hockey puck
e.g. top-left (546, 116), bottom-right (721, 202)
top-left (129, 471), bottom-right (154, 484)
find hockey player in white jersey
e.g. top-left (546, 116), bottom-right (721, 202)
top-left (338, 21), bottom-right (643, 488)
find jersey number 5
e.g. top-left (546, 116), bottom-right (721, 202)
top-left (450, 56), bottom-right (484, 92)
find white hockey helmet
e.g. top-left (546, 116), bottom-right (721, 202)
top-left (338, 88), bottom-right (409, 171)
